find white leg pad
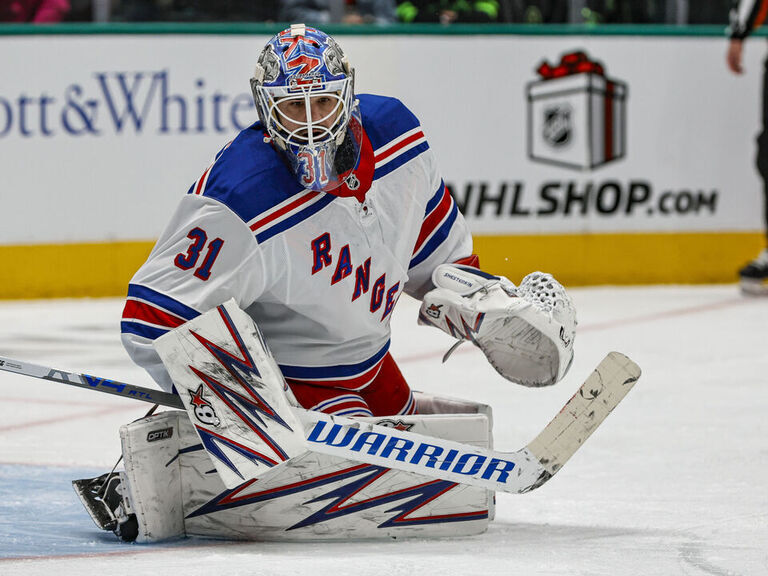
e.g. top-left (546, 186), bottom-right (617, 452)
top-left (119, 411), bottom-right (188, 543)
top-left (119, 397), bottom-right (495, 542)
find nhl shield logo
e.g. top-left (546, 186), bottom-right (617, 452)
top-left (345, 173), bottom-right (360, 190)
top-left (526, 50), bottom-right (627, 170)
top-left (542, 105), bottom-right (572, 148)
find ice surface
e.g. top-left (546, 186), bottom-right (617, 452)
top-left (0, 286), bottom-right (766, 575)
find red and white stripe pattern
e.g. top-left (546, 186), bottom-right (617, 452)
top-left (400, 390), bottom-right (416, 416)
top-left (297, 387), bottom-right (415, 418)
top-left (373, 126), bottom-right (427, 171)
top-left (307, 390), bottom-right (415, 418)
top-left (192, 164), bottom-right (214, 196)
top-left (310, 394), bottom-right (374, 417)
top-left (411, 182), bottom-right (455, 261)
top-left (247, 190), bottom-right (326, 237)
top-left (122, 297), bottom-right (188, 336)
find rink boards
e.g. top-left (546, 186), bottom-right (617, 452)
top-left (0, 29), bottom-right (763, 296)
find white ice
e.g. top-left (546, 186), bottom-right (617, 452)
top-left (0, 285), bottom-right (766, 575)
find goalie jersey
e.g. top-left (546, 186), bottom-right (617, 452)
top-left (121, 94), bottom-right (473, 394)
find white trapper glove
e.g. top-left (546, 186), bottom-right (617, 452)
top-left (418, 264), bottom-right (577, 387)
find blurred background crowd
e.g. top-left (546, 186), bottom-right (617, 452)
top-left (0, 0), bottom-right (732, 26)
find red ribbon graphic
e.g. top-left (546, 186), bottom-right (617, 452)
top-left (536, 51), bottom-right (605, 80)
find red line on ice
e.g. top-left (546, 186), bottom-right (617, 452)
top-left (0, 405), bottom-right (138, 433)
top-left (0, 539), bottom-right (253, 562)
top-left (397, 296), bottom-right (751, 364)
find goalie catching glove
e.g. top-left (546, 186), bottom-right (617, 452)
top-left (418, 264), bottom-right (576, 387)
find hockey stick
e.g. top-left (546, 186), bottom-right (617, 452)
top-left (0, 354), bottom-right (183, 409)
top-left (303, 351), bottom-right (640, 493)
top-left (0, 350), bottom-right (640, 494)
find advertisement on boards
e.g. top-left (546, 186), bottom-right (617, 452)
top-left (0, 34), bottom-right (762, 266)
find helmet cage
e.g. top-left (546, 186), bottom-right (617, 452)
top-left (255, 77), bottom-right (354, 150)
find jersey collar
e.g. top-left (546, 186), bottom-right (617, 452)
top-left (326, 126), bottom-right (374, 203)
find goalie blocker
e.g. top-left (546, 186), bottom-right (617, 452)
top-left (419, 264), bottom-right (577, 387)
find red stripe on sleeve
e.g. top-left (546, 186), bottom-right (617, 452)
top-left (122, 299), bottom-right (186, 329)
top-left (194, 167), bottom-right (211, 195)
top-left (756, 0), bottom-right (768, 28)
top-left (249, 192), bottom-right (320, 232)
top-left (412, 187), bottom-right (453, 255)
top-left (374, 131), bottom-right (424, 164)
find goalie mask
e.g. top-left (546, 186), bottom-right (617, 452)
top-left (251, 24), bottom-right (362, 193)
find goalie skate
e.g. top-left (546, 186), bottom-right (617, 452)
top-left (72, 472), bottom-right (138, 542)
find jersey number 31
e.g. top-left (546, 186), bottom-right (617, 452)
top-left (174, 227), bottom-right (225, 281)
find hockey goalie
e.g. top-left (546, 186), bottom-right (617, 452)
top-left (72, 25), bottom-right (584, 543)
top-left (76, 286), bottom-right (577, 543)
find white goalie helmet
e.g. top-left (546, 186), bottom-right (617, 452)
top-left (250, 24), bottom-right (362, 193)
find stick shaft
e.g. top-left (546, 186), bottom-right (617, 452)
top-left (0, 350), bottom-right (640, 494)
top-left (0, 354), bottom-right (183, 409)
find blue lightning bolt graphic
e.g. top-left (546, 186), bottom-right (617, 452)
top-left (187, 464), bottom-right (488, 529)
top-left (187, 305), bottom-right (296, 476)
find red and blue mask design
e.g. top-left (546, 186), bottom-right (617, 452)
top-left (251, 24), bottom-right (362, 193)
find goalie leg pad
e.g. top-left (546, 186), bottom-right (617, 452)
top-left (118, 410), bottom-right (188, 543)
top-left (184, 407), bottom-right (493, 540)
top-left (115, 399), bottom-right (494, 542)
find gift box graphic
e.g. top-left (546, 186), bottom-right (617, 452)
top-left (527, 51), bottom-right (627, 171)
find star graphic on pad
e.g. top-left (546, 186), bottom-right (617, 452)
top-left (190, 384), bottom-right (209, 408)
top-left (376, 419), bottom-right (413, 431)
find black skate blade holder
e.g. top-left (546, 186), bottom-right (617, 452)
top-left (73, 404), bottom-right (159, 532)
top-left (72, 474), bottom-right (119, 531)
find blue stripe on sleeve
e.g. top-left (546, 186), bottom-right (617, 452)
top-left (408, 202), bottom-right (459, 270)
top-left (424, 181), bottom-right (446, 216)
top-left (126, 284), bottom-right (201, 321)
top-left (254, 193), bottom-right (336, 244)
top-left (373, 141), bottom-right (430, 181)
top-left (120, 321), bottom-right (170, 341)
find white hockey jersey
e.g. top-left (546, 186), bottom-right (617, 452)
top-left (121, 94), bottom-right (473, 393)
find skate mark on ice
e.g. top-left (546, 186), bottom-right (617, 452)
top-left (679, 541), bottom-right (743, 576)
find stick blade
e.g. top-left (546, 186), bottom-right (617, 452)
top-left (524, 351), bottom-right (641, 486)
